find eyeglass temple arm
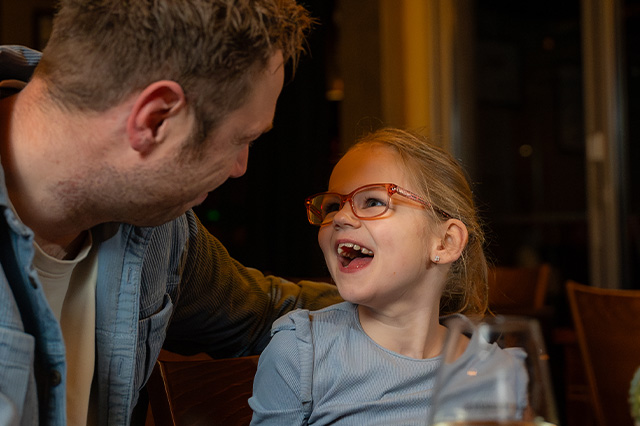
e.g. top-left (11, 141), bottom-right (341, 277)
top-left (391, 185), bottom-right (453, 219)
top-left (391, 185), bottom-right (425, 205)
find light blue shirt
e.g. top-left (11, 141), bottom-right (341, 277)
top-left (250, 302), bottom-right (528, 425)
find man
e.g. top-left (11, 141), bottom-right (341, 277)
top-left (0, 1), bottom-right (340, 424)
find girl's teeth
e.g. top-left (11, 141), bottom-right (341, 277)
top-left (337, 242), bottom-right (373, 257)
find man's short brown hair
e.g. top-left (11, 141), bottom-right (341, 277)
top-left (35, 0), bottom-right (312, 136)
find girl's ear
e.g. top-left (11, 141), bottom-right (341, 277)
top-left (431, 219), bottom-right (469, 265)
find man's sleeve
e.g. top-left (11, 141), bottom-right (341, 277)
top-left (163, 210), bottom-right (341, 357)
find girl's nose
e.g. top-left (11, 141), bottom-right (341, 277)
top-left (331, 201), bottom-right (360, 228)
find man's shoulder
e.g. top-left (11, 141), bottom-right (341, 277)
top-left (0, 46), bottom-right (41, 67)
top-left (0, 45), bottom-right (41, 86)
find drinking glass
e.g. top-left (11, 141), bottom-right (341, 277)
top-left (428, 315), bottom-right (559, 426)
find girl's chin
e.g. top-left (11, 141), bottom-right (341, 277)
top-left (335, 285), bottom-right (370, 305)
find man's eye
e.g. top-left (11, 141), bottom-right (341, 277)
top-left (235, 134), bottom-right (260, 146)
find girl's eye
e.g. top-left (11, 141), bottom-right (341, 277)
top-left (322, 202), bottom-right (340, 215)
top-left (362, 197), bottom-right (387, 209)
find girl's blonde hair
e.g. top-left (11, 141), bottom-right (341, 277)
top-left (351, 128), bottom-right (489, 316)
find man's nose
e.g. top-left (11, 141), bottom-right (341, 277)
top-left (229, 146), bottom-right (249, 178)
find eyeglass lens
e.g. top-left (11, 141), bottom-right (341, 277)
top-left (310, 185), bottom-right (390, 225)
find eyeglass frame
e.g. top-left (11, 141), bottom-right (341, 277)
top-left (304, 182), bottom-right (453, 226)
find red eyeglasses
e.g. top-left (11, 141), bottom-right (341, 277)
top-left (304, 183), bottom-right (452, 226)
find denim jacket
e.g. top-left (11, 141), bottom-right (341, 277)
top-left (0, 46), bottom-right (340, 425)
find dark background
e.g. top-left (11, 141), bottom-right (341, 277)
top-left (1, 0), bottom-right (639, 288)
top-left (193, 0), bottom-right (640, 296)
top-left (2, 2), bottom-right (639, 424)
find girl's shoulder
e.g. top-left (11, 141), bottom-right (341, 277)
top-left (271, 301), bottom-right (356, 335)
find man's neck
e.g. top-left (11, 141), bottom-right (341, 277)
top-left (1, 80), bottom-right (96, 259)
top-left (35, 231), bottom-right (90, 260)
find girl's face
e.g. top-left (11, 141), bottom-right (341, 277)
top-left (318, 144), bottom-right (444, 312)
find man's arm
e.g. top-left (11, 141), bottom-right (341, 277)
top-left (163, 211), bottom-right (341, 358)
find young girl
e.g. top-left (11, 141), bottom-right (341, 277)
top-left (249, 128), bottom-right (527, 425)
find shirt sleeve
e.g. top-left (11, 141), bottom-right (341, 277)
top-left (163, 211), bottom-right (342, 358)
top-left (249, 312), bottom-right (312, 425)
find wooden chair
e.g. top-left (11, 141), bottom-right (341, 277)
top-left (146, 350), bottom-right (259, 426)
top-left (566, 280), bottom-right (640, 426)
top-left (487, 263), bottom-right (551, 315)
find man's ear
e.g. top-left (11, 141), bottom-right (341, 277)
top-left (126, 80), bottom-right (186, 155)
top-left (431, 219), bottom-right (469, 265)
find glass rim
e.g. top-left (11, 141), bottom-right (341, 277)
top-left (304, 182), bottom-right (452, 226)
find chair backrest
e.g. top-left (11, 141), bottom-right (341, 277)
top-left (147, 350), bottom-right (259, 426)
top-left (566, 280), bottom-right (640, 426)
top-left (488, 263), bottom-right (551, 313)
